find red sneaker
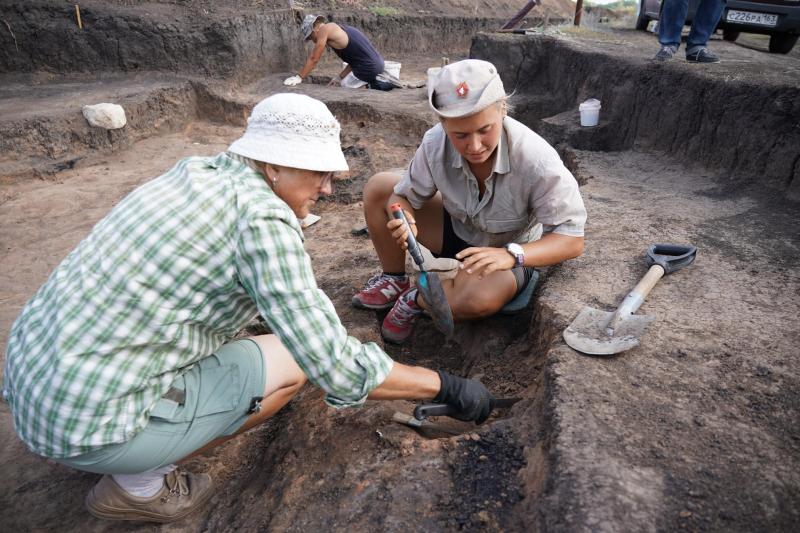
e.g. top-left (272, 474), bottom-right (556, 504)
top-left (381, 288), bottom-right (422, 344)
top-left (352, 274), bottom-right (410, 310)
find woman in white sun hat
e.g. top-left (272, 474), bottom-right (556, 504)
top-left (353, 59), bottom-right (587, 344)
top-left (3, 93), bottom-right (496, 524)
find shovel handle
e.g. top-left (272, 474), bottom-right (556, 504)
top-left (390, 204), bottom-right (424, 267)
top-left (606, 264), bottom-right (665, 335)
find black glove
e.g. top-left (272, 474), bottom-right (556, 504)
top-left (434, 370), bottom-right (495, 424)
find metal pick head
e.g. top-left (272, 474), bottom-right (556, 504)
top-left (563, 306), bottom-right (655, 356)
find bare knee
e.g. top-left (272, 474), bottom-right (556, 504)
top-left (363, 172), bottom-right (401, 211)
top-left (246, 334), bottom-right (307, 397)
top-left (452, 292), bottom-right (501, 320)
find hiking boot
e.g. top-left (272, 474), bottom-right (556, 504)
top-left (653, 45), bottom-right (677, 61)
top-left (86, 468), bottom-right (213, 523)
top-left (381, 288), bottom-right (423, 344)
top-left (352, 273), bottom-right (410, 310)
top-left (686, 47), bottom-right (719, 63)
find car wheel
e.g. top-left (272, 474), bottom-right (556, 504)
top-left (635, 0), bottom-right (651, 31)
top-left (769, 33), bottom-right (799, 54)
top-left (722, 29), bottom-right (739, 42)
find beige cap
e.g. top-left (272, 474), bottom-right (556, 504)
top-left (427, 59), bottom-right (506, 118)
top-left (301, 14), bottom-right (324, 40)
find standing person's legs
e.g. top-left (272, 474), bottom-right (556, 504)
top-left (59, 335), bottom-right (306, 523)
top-left (686, 0), bottom-right (725, 60)
top-left (658, 0), bottom-right (691, 49)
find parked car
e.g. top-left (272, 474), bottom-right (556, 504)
top-left (636, 0), bottom-right (800, 54)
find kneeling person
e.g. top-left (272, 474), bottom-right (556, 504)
top-left (353, 60), bottom-right (587, 343)
top-left (284, 14), bottom-right (395, 91)
top-left (3, 93), bottom-right (492, 523)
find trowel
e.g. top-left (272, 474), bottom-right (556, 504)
top-left (391, 203), bottom-right (454, 338)
top-left (392, 398), bottom-right (521, 437)
top-left (563, 244), bottom-right (697, 356)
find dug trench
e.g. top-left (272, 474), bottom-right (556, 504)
top-left (0, 78), bottom-right (552, 530)
top-left (1, 7), bottom-right (800, 533)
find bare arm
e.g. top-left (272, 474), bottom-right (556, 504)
top-left (367, 361), bottom-right (440, 400)
top-left (298, 27), bottom-right (331, 79)
top-left (337, 63), bottom-right (353, 80)
top-left (520, 232), bottom-right (584, 266)
top-left (456, 233), bottom-right (584, 278)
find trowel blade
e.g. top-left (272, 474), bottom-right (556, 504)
top-left (418, 271), bottom-right (454, 338)
top-left (563, 306), bottom-right (655, 355)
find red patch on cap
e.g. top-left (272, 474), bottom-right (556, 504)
top-left (455, 82), bottom-right (469, 99)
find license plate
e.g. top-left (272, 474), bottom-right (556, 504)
top-left (726, 9), bottom-right (779, 27)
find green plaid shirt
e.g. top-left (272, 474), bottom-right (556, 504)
top-left (3, 152), bottom-right (393, 459)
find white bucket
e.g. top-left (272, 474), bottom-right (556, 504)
top-left (579, 98), bottom-right (601, 127)
top-left (384, 60), bottom-right (401, 79)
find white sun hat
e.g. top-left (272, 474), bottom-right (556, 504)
top-left (228, 93), bottom-right (349, 172)
top-left (427, 59), bottom-right (506, 119)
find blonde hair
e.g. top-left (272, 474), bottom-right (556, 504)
top-left (438, 98), bottom-right (512, 122)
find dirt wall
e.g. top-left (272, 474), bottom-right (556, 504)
top-left (0, 80), bottom-right (199, 177)
top-left (320, 13), bottom-right (562, 57)
top-left (0, 1), bottom-right (306, 79)
top-left (472, 33), bottom-right (800, 194)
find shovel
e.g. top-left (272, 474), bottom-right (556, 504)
top-left (563, 243), bottom-right (697, 356)
top-left (391, 203), bottom-right (454, 338)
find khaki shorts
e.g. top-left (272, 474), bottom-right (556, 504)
top-left (57, 339), bottom-right (265, 475)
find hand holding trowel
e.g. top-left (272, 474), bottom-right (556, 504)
top-left (391, 370), bottom-right (521, 436)
top-left (563, 244), bottom-right (697, 355)
top-left (391, 203), bottom-right (454, 337)
top-left (392, 398), bottom-right (521, 437)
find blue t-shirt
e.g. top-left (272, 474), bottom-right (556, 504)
top-left (332, 25), bottom-right (385, 83)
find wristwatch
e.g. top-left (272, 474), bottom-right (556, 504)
top-left (505, 243), bottom-right (525, 267)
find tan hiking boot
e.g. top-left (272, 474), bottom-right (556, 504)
top-left (85, 468), bottom-right (213, 523)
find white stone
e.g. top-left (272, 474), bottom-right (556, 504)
top-left (82, 103), bottom-right (127, 130)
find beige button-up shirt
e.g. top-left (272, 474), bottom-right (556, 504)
top-left (394, 116), bottom-right (586, 248)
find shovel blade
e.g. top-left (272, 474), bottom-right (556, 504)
top-left (563, 306), bottom-right (655, 355)
top-left (418, 271), bottom-right (454, 338)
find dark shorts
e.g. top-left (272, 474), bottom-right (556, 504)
top-left (435, 210), bottom-right (530, 297)
top-left (367, 79), bottom-right (395, 91)
top-left (434, 210), bottom-right (471, 260)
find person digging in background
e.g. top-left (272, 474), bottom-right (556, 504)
top-left (654, 0), bottom-right (725, 63)
top-left (353, 59), bottom-right (587, 344)
top-left (2, 93), bottom-right (493, 523)
top-left (283, 14), bottom-right (395, 91)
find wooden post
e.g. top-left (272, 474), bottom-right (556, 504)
top-left (75, 4), bottom-right (83, 30)
top-left (574, 0), bottom-right (583, 26)
top-left (500, 0), bottom-right (540, 30)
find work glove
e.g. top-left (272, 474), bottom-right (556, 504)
top-left (283, 75), bottom-right (302, 86)
top-left (434, 370), bottom-right (495, 424)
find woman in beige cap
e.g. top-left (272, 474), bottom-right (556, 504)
top-left (353, 59), bottom-right (587, 344)
top-left (4, 93), bottom-right (495, 523)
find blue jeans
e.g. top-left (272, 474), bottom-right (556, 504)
top-left (658, 0), bottom-right (726, 51)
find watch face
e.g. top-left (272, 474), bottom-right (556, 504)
top-left (506, 243), bottom-right (524, 265)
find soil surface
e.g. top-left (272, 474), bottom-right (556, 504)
top-left (1, 2), bottom-right (799, 532)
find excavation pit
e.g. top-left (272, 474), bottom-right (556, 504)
top-left (1, 2), bottom-right (799, 531)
